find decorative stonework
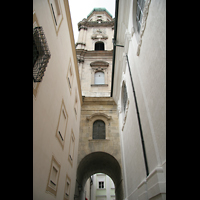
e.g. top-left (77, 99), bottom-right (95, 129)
top-left (137, 0), bottom-right (151, 56)
top-left (91, 29), bottom-right (108, 40)
top-left (86, 112), bottom-right (112, 121)
top-left (86, 112), bottom-right (112, 140)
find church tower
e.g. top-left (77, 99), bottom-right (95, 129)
top-left (76, 8), bottom-right (114, 97)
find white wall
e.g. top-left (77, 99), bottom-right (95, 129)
top-left (112, 0), bottom-right (166, 199)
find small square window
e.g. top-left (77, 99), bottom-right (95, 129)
top-left (99, 181), bottom-right (104, 189)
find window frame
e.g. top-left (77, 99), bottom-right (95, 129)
top-left (94, 71), bottom-right (105, 85)
top-left (93, 120), bottom-right (106, 140)
top-left (56, 99), bottom-right (68, 149)
top-left (67, 58), bottom-right (74, 95)
top-left (90, 61), bottom-right (109, 87)
top-left (95, 41), bottom-right (105, 51)
top-left (68, 129), bottom-right (75, 167)
top-left (98, 181), bottom-right (105, 189)
top-left (48, 0), bottom-right (63, 36)
top-left (64, 174), bottom-right (71, 200)
top-left (46, 155), bottom-right (61, 196)
top-left (86, 113), bottom-right (112, 141)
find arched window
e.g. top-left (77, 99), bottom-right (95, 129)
top-left (95, 42), bottom-right (104, 51)
top-left (136, 0), bottom-right (145, 33)
top-left (94, 71), bottom-right (105, 84)
top-left (122, 82), bottom-right (127, 112)
top-left (93, 120), bottom-right (105, 139)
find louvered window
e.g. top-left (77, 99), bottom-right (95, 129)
top-left (93, 120), bottom-right (105, 139)
top-left (33, 26), bottom-right (51, 82)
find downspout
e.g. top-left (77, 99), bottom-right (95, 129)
top-left (110, 0), bottom-right (119, 97)
top-left (125, 54), bottom-right (149, 177)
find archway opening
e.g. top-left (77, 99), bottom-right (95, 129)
top-left (74, 152), bottom-right (123, 200)
top-left (95, 42), bottom-right (104, 51)
top-left (84, 173), bottom-right (116, 200)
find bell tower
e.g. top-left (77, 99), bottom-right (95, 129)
top-left (76, 8), bottom-right (114, 97)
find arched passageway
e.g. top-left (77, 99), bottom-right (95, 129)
top-left (74, 152), bottom-right (124, 200)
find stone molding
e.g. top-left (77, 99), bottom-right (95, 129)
top-left (78, 20), bottom-right (114, 30)
top-left (86, 113), bottom-right (112, 121)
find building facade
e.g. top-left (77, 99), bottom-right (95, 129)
top-left (33, 1), bottom-right (166, 200)
top-left (74, 8), bottom-right (123, 200)
top-left (33, 0), bottom-right (82, 200)
top-left (76, 8), bottom-right (114, 97)
top-left (91, 173), bottom-right (115, 200)
top-left (112, 0), bottom-right (166, 200)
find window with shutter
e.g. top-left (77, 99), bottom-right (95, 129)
top-left (93, 120), bottom-right (105, 139)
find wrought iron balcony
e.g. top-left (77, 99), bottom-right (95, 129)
top-left (33, 26), bottom-right (51, 82)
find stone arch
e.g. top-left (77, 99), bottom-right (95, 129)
top-left (75, 152), bottom-right (124, 200)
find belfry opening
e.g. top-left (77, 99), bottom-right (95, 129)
top-left (95, 42), bottom-right (104, 51)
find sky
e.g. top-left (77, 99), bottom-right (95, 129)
top-left (68, 0), bottom-right (116, 43)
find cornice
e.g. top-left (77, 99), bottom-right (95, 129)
top-left (78, 20), bottom-right (115, 30)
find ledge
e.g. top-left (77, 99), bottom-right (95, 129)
top-left (86, 113), bottom-right (112, 120)
top-left (91, 84), bottom-right (108, 87)
top-left (88, 138), bottom-right (110, 141)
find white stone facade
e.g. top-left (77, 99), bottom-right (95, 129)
top-left (112, 0), bottom-right (166, 200)
top-left (76, 8), bottom-right (114, 97)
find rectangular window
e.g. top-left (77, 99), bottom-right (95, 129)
top-left (99, 181), bottom-right (104, 189)
top-left (67, 59), bottom-right (74, 94)
top-left (48, 0), bottom-right (63, 35)
top-left (68, 130), bottom-right (75, 166)
top-left (46, 155), bottom-right (61, 196)
top-left (74, 91), bottom-right (78, 118)
top-left (64, 174), bottom-right (71, 200)
top-left (56, 99), bottom-right (68, 149)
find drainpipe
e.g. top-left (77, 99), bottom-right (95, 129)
top-left (125, 54), bottom-right (149, 177)
top-left (110, 0), bottom-right (149, 176)
top-left (110, 0), bottom-right (119, 97)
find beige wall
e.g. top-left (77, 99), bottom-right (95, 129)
top-left (112, 0), bottom-right (166, 199)
top-left (33, 0), bottom-right (81, 200)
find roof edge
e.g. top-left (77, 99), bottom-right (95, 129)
top-left (87, 8), bottom-right (112, 18)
